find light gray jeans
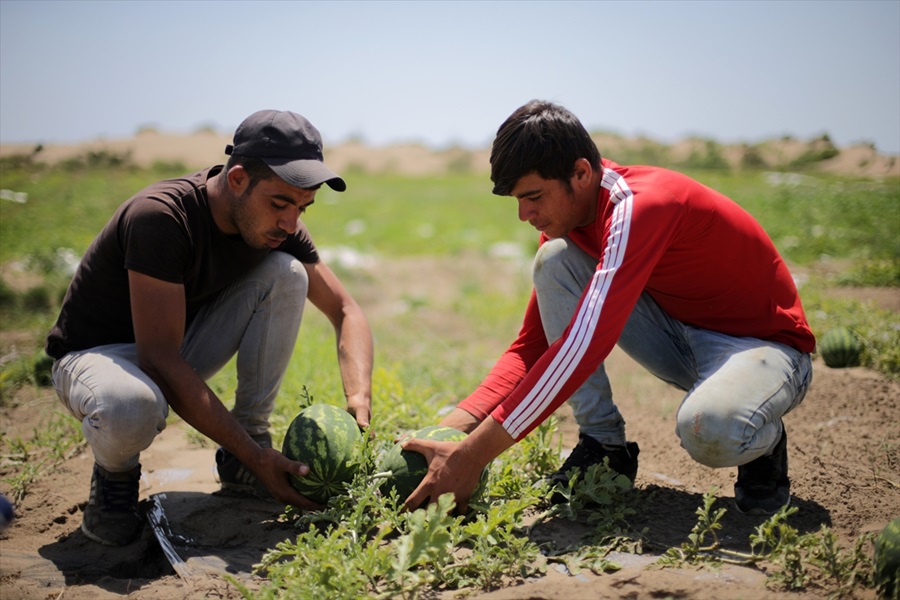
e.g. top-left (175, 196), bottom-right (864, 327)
top-left (51, 252), bottom-right (308, 472)
top-left (534, 238), bottom-right (812, 468)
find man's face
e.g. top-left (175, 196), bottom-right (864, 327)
top-left (229, 174), bottom-right (317, 249)
top-left (510, 172), bottom-right (595, 239)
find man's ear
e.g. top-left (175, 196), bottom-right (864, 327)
top-left (570, 158), bottom-right (593, 191)
top-left (226, 165), bottom-right (250, 195)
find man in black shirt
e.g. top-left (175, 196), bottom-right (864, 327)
top-left (46, 110), bottom-right (373, 546)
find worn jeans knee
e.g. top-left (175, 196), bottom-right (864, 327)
top-left (52, 344), bottom-right (168, 471)
top-left (674, 338), bottom-right (812, 468)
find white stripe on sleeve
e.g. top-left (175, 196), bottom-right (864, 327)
top-left (504, 172), bottom-right (633, 438)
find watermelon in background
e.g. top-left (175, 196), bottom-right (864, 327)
top-left (377, 425), bottom-right (489, 507)
top-left (818, 327), bottom-right (863, 369)
top-left (282, 404), bottom-right (362, 504)
top-left (875, 517), bottom-right (900, 600)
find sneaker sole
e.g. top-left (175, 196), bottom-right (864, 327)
top-left (81, 520), bottom-right (140, 547)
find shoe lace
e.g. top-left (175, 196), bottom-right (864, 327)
top-left (99, 474), bottom-right (139, 512)
top-left (231, 462), bottom-right (258, 486)
top-left (217, 448), bottom-right (263, 488)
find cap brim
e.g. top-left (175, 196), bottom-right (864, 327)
top-left (264, 158), bottom-right (347, 192)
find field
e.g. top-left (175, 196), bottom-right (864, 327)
top-left (0, 137), bottom-right (899, 600)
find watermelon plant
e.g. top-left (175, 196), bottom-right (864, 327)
top-left (282, 403), bottom-right (362, 504)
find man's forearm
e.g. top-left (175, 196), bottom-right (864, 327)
top-left (439, 408), bottom-right (481, 434)
top-left (141, 352), bottom-right (260, 462)
top-left (459, 415), bottom-right (516, 469)
top-left (336, 310), bottom-right (374, 412)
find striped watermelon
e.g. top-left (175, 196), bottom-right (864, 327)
top-left (818, 327), bottom-right (862, 368)
top-left (376, 425), bottom-right (489, 505)
top-left (875, 517), bottom-right (900, 599)
top-left (282, 404), bottom-right (361, 504)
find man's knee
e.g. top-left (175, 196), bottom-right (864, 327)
top-left (675, 407), bottom-right (744, 468)
top-left (261, 251), bottom-right (309, 297)
top-left (82, 387), bottom-right (167, 462)
top-left (533, 238), bottom-right (571, 288)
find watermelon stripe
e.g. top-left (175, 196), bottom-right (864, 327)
top-left (282, 404), bottom-right (361, 504)
top-left (819, 327), bottom-right (862, 368)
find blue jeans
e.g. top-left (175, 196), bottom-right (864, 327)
top-left (533, 238), bottom-right (812, 468)
top-left (51, 252), bottom-right (308, 472)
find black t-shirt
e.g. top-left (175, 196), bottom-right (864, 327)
top-left (46, 167), bottom-right (319, 359)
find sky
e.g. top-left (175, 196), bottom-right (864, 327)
top-left (1, 0), bottom-right (899, 154)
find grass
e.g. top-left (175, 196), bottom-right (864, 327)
top-left (306, 173), bottom-right (536, 258)
top-left (0, 155), bottom-right (897, 597)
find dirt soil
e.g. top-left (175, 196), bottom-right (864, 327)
top-left (1, 256), bottom-right (898, 600)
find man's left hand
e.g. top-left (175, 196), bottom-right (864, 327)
top-left (401, 439), bottom-right (483, 514)
top-left (347, 397), bottom-right (371, 429)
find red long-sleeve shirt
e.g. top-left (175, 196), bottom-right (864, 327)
top-left (458, 160), bottom-right (815, 441)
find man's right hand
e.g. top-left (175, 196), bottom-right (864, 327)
top-left (253, 447), bottom-right (325, 511)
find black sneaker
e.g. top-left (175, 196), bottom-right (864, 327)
top-left (81, 463), bottom-right (142, 546)
top-left (547, 434), bottom-right (639, 504)
top-left (215, 432), bottom-right (273, 499)
top-left (734, 427), bottom-right (790, 515)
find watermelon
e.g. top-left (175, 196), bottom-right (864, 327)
top-left (376, 425), bottom-right (489, 505)
top-left (875, 517), bottom-right (900, 599)
top-left (818, 327), bottom-right (863, 368)
top-left (281, 404), bottom-right (361, 504)
top-left (32, 350), bottom-right (54, 387)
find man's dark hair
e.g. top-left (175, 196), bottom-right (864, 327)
top-left (225, 154), bottom-right (278, 195)
top-left (224, 154), bottom-right (323, 193)
top-left (490, 100), bottom-right (602, 196)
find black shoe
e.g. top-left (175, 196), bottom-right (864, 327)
top-left (546, 434), bottom-right (639, 504)
top-left (734, 427), bottom-right (790, 515)
top-left (215, 432), bottom-right (273, 499)
top-left (81, 463), bottom-right (142, 546)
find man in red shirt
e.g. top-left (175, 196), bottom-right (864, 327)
top-left (404, 100), bottom-right (814, 516)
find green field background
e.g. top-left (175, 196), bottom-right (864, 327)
top-left (1, 162), bottom-right (898, 430)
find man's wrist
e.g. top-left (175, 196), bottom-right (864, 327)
top-left (461, 416), bottom-right (515, 466)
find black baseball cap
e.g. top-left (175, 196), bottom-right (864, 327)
top-left (225, 110), bottom-right (346, 192)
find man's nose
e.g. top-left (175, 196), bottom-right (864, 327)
top-left (278, 209), bottom-right (299, 234)
top-left (517, 199), bottom-right (533, 222)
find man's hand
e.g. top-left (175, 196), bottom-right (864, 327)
top-left (347, 395), bottom-right (371, 430)
top-left (251, 447), bottom-right (325, 511)
top-left (401, 439), bottom-right (482, 514)
top-left (403, 417), bottom-right (516, 513)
